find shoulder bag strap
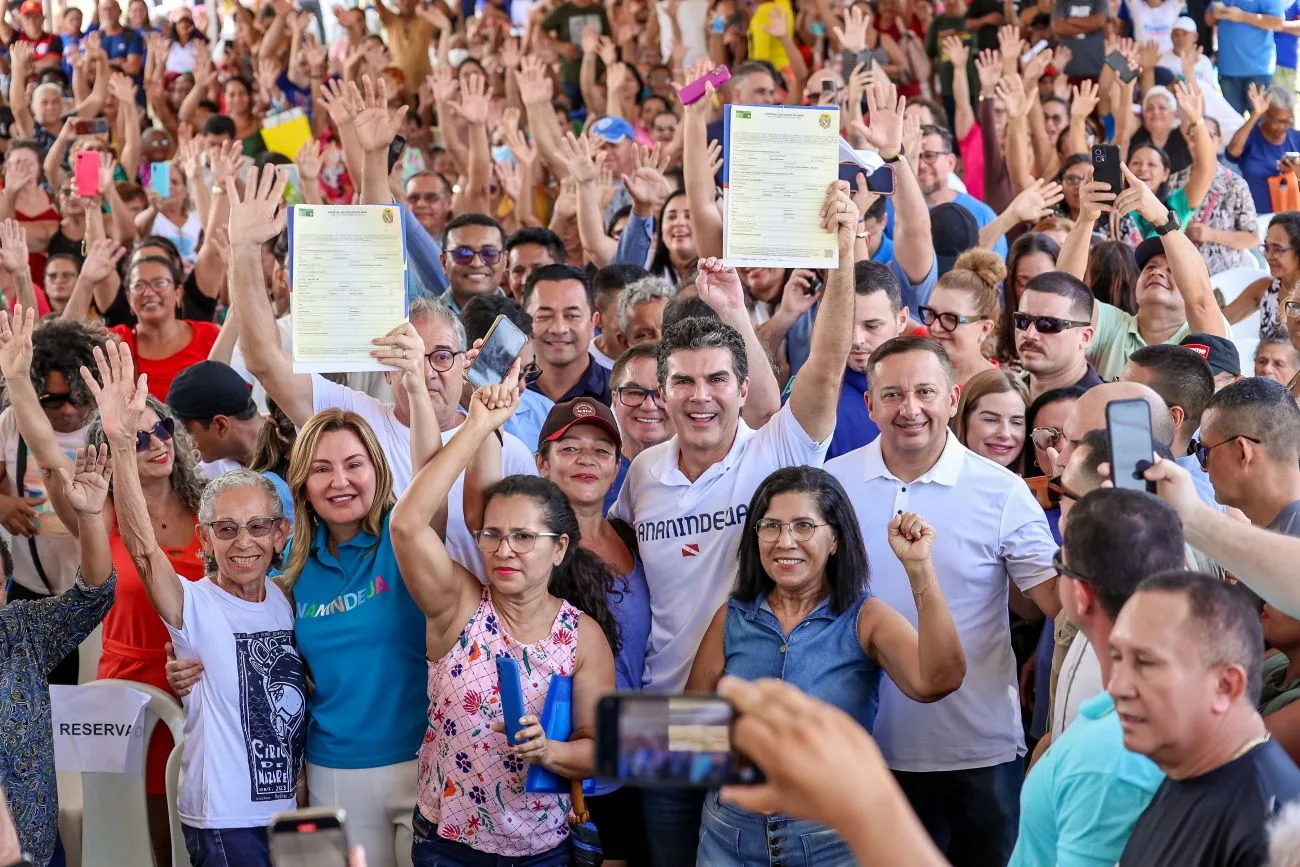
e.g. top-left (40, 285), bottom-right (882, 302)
top-left (15, 432), bottom-right (54, 595)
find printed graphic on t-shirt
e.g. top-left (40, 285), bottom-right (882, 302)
top-left (235, 630), bottom-right (307, 801)
top-left (564, 13), bottom-right (603, 44)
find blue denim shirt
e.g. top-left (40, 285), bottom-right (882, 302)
top-left (614, 212), bottom-right (654, 269)
top-left (723, 593), bottom-right (882, 732)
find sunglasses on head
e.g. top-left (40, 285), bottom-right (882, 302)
top-left (448, 246), bottom-right (503, 266)
top-left (135, 417), bottom-right (175, 452)
top-left (38, 391), bottom-right (86, 410)
top-left (1012, 313), bottom-right (1091, 334)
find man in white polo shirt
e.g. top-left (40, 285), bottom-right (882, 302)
top-left (611, 182), bottom-right (860, 866)
top-left (825, 335), bottom-right (1059, 866)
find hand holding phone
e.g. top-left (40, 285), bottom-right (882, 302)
top-left (149, 162), bottom-right (171, 198)
top-left (268, 808), bottom-right (349, 867)
top-left (497, 655), bottom-right (527, 744)
top-left (1106, 398), bottom-right (1156, 493)
top-left (73, 150), bottom-right (100, 198)
top-left (1090, 144), bottom-right (1122, 195)
top-left (678, 65), bottom-right (731, 106)
top-left (466, 314), bottom-right (528, 389)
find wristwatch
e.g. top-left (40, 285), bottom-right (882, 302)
top-left (881, 145), bottom-right (904, 164)
top-left (1153, 209), bottom-right (1181, 236)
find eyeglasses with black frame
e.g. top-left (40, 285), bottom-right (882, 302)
top-left (38, 391), bottom-right (87, 410)
top-left (1047, 478), bottom-right (1082, 509)
top-left (1188, 433), bottom-right (1262, 470)
top-left (1012, 313), bottom-right (1092, 334)
top-left (424, 348), bottom-right (463, 372)
top-left (615, 385), bottom-right (664, 408)
top-left (135, 417), bottom-right (175, 452)
top-left (473, 528), bottom-right (562, 554)
top-left (1052, 547), bottom-right (1091, 584)
top-left (205, 516), bottom-right (279, 540)
top-left (917, 306), bottom-right (989, 333)
top-left (754, 518), bottom-right (829, 543)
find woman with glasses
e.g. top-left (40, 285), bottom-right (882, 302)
top-left (0, 304), bottom-right (207, 863)
top-left (686, 467), bottom-right (964, 867)
top-left (88, 341), bottom-right (305, 867)
top-left (1055, 155), bottom-right (1093, 223)
top-left (1224, 212), bottom-right (1300, 342)
top-left (1022, 386), bottom-right (1085, 480)
top-left (916, 248), bottom-right (1003, 387)
top-left (952, 369), bottom-right (1029, 470)
top-left (390, 379), bottom-right (618, 865)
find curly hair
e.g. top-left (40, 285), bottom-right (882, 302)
top-left (27, 318), bottom-right (111, 406)
top-left (86, 394), bottom-right (207, 516)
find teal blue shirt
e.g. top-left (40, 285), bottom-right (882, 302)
top-left (292, 511), bottom-right (428, 769)
top-left (1010, 691), bottom-right (1165, 867)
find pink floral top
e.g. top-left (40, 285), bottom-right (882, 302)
top-left (416, 589), bottom-right (581, 856)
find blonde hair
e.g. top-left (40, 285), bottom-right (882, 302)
top-left (279, 409), bottom-right (396, 590)
top-left (952, 368), bottom-right (1029, 444)
top-left (936, 248), bottom-right (1005, 320)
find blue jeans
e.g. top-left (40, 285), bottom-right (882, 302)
top-left (1221, 74), bottom-right (1274, 115)
top-left (893, 757), bottom-right (1024, 867)
top-left (641, 788), bottom-right (706, 867)
top-left (697, 792), bottom-right (855, 867)
top-left (410, 808), bottom-right (571, 866)
top-left (182, 824), bottom-right (271, 867)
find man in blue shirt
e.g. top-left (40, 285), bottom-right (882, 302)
top-left (1010, 487), bottom-right (1183, 867)
top-left (917, 125), bottom-right (1007, 259)
top-left (1211, 0), bottom-right (1284, 113)
top-left (87, 0), bottom-right (143, 78)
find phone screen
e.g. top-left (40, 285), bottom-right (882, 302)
top-left (466, 315), bottom-right (528, 389)
top-left (595, 694), bottom-right (762, 788)
top-left (268, 809), bottom-right (349, 867)
top-left (1106, 398), bottom-right (1155, 492)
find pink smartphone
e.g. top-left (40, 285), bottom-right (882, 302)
top-left (678, 65), bottom-right (731, 106)
top-left (73, 150), bottom-right (99, 198)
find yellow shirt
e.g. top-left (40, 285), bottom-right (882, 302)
top-left (748, 0), bottom-right (795, 73)
top-left (376, 5), bottom-right (435, 90)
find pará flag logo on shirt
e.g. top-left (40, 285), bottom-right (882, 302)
top-left (236, 630), bottom-right (307, 801)
top-left (682, 543), bottom-right (699, 557)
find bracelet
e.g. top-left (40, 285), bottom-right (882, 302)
top-left (211, 185), bottom-right (226, 196)
top-left (912, 575), bottom-right (938, 602)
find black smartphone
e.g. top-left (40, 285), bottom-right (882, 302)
top-left (821, 79), bottom-right (835, 94)
top-left (466, 314), bottom-right (528, 389)
top-left (1106, 398), bottom-right (1155, 492)
top-left (1104, 50), bottom-right (1138, 83)
top-left (387, 134), bottom-right (406, 174)
top-left (268, 808), bottom-right (349, 867)
top-left (1091, 144), bottom-right (1123, 195)
top-left (595, 693), bottom-right (763, 789)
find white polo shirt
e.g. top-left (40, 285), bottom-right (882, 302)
top-left (312, 375), bottom-right (538, 580)
top-left (825, 432), bottom-right (1056, 772)
top-left (610, 403), bottom-right (831, 692)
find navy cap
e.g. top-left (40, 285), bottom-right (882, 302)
top-left (1180, 332), bottom-right (1242, 377)
top-left (166, 360), bottom-right (256, 421)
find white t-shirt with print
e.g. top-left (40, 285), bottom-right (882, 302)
top-left (610, 403), bottom-right (831, 692)
top-left (310, 375), bottom-right (537, 579)
top-left (167, 577), bottom-right (306, 828)
top-left (1126, 0), bottom-right (1182, 53)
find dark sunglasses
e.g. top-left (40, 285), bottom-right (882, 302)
top-left (135, 417), bottom-right (175, 452)
top-left (1047, 478), bottom-right (1081, 508)
top-left (1188, 434), bottom-right (1262, 470)
top-left (1012, 313), bottom-right (1092, 334)
top-left (205, 516), bottom-right (278, 540)
top-left (38, 391), bottom-right (87, 410)
top-left (1052, 547), bottom-right (1092, 584)
top-left (449, 246), bottom-right (503, 266)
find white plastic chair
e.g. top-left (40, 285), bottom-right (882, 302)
top-left (1259, 214), bottom-right (1275, 243)
top-left (76, 679), bottom-right (190, 867)
top-left (1212, 266), bottom-right (1271, 375)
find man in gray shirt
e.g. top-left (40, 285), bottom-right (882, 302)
top-left (1052, 0), bottom-right (1108, 78)
top-left (1196, 377), bottom-right (1300, 533)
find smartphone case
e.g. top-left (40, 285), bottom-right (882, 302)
top-left (73, 151), bottom-right (99, 198)
top-left (497, 655), bottom-right (527, 745)
top-left (150, 162), bottom-right (171, 198)
top-left (678, 65), bottom-right (731, 106)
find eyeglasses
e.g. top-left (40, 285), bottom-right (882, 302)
top-left (1188, 433), bottom-right (1262, 470)
top-left (38, 391), bottom-right (86, 410)
top-left (917, 306), bottom-right (987, 332)
top-left (1012, 313), bottom-right (1092, 334)
top-left (1031, 426), bottom-right (1066, 451)
top-left (449, 246), bottom-right (503, 266)
top-left (135, 417), bottom-right (175, 452)
top-left (1052, 547), bottom-right (1092, 584)
top-left (407, 192), bottom-right (444, 204)
top-left (754, 518), bottom-right (828, 543)
top-left (473, 527), bottom-right (561, 554)
top-left (521, 361), bottom-right (543, 384)
top-left (205, 516), bottom-right (278, 540)
top-left (918, 150), bottom-right (951, 163)
top-left (129, 277), bottom-right (175, 294)
top-left (1061, 174), bottom-right (1089, 186)
top-left (425, 348), bottom-right (463, 372)
top-left (1263, 243), bottom-right (1295, 257)
top-left (615, 385), bottom-right (664, 407)
top-left (1047, 478), bottom-right (1081, 508)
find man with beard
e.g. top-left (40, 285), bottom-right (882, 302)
top-left (1016, 273), bottom-right (1103, 400)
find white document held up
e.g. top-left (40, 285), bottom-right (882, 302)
top-left (723, 104), bottom-right (840, 269)
top-left (51, 684), bottom-right (150, 775)
top-left (289, 204), bottom-right (409, 374)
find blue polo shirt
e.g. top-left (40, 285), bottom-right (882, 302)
top-left (528, 353), bottom-right (612, 406)
top-left (1277, 0), bottom-right (1300, 69)
top-left (505, 387), bottom-right (553, 452)
top-left (292, 511), bottom-right (428, 768)
top-left (1219, 0), bottom-right (1284, 76)
top-left (1010, 691), bottom-right (1165, 867)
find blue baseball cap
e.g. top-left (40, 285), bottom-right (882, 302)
top-left (591, 116), bottom-right (635, 143)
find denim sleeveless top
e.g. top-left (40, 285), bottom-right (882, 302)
top-left (723, 593), bottom-right (882, 732)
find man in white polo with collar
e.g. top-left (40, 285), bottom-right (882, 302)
top-left (825, 335), bottom-right (1060, 866)
top-left (610, 183), bottom-right (860, 867)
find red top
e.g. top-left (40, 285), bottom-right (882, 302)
top-left (5, 285), bottom-right (50, 317)
top-left (109, 320), bottom-right (221, 401)
top-left (13, 203), bottom-right (58, 283)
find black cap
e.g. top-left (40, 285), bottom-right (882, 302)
top-left (1135, 236), bottom-right (1167, 271)
top-left (166, 361), bottom-right (256, 421)
top-left (1179, 333), bottom-right (1242, 377)
top-left (930, 203), bottom-right (980, 277)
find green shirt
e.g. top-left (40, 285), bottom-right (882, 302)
top-left (1087, 301), bottom-right (1233, 381)
top-left (542, 2), bottom-right (610, 85)
top-left (925, 16), bottom-right (978, 99)
top-left (1261, 652), bottom-right (1300, 718)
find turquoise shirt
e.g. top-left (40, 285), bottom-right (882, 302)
top-left (293, 511), bottom-right (428, 768)
top-left (1010, 691), bottom-right (1165, 867)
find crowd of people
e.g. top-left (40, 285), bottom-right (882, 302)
top-left (6, 0), bottom-right (1300, 864)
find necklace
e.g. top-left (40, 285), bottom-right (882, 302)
top-left (1230, 732), bottom-right (1271, 762)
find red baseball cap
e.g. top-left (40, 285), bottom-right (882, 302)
top-left (540, 398), bottom-right (621, 451)
top-left (19, 0), bottom-right (43, 17)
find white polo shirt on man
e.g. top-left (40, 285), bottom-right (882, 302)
top-left (825, 432), bottom-right (1057, 772)
top-left (610, 403), bottom-right (831, 692)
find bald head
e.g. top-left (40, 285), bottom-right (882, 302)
top-left (1061, 382), bottom-right (1176, 469)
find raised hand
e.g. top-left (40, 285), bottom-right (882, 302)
top-left (191, 45), bottom-right (215, 85)
top-left (0, 305), bottom-right (35, 383)
top-left (495, 159), bottom-right (522, 202)
top-left (467, 362), bottom-right (522, 431)
top-left (1113, 164), bottom-right (1167, 223)
top-left (55, 445), bottom-right (113, 517)
top-left (706, 140), bottom-right (724, 177)
top-left (1248, 81), bottom-right (1272, 117)
top-left (854, 76), bottom-right (904, 154)
top-left (108, 72), bottom-right (136, 105)
top-left (518, 56), bottom-right (553, 105)
top-left (80, 341), bottom-right (149, 448)
top-left (580, 24), bottom-right (600, 56)
top-left (228, 165), bottom-right (288, 247)
top-left (995, 74), bottom-right (1030, 120)
top-left (996, 24), bottom-right (1024, 71)
top-left (8, 40), bottom-right (32, 71)
top-left (1173, 79), bottom-right (1204, 127)
top-left (4, 156), bottom-right (38, 194)
top-left (779, 269), bottom-right (822, 317)
top-left (296, 138), bottom-right (323, 180)
top-left (352, 75), bottom-right (409, 153)
top-left (1076, 172), bottom-right (1117, 223)
top-left (1137, 39), bottom-right (1160, 72)
top-left (819, 180), bottom-right (859, 248)
top-left (556, 131), bottom-right (602, 185)
top-left (499, 112), bottom-right (538, 168)
top-left (97, 152), bottom-right (119, 197)
top-left (833, 5), bottom-right (869, 53)
top-left (762, 7), bottom-right (790, 40)
top-left (623, 142), bottom-right (672, 209)
top-left (451, 73), bottom-right (490, 126)
top-left (695, 257), bottom-right (746, 317)
top-left (942, 35), bottom-right (968, 70)
top-left (1051, 44), bottom-right (1072, 73)
top-left (1008, 178), bottom-right (1064, 223)
top-left (370, 321), bottom-right (428, 383)
top-left (974, 48), bottom-right (1002, 92)
top-left (0, 219), bottom-right (29, 275)
top-left (319, 76), bottom-right (364, 126)
top-left (1071, 80), bottom-right (1100, 120)
top-left (1021, 46), bottom-right (1051, 85)
top-left (208, 138), bottom-right (246, 186)
top-left (887, 512), bottom-right (936, 563)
